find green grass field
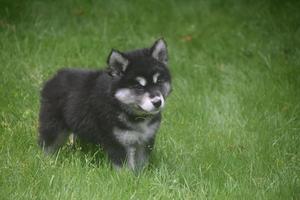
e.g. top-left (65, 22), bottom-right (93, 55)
top-left (0, 0), bottom-right (299, 199)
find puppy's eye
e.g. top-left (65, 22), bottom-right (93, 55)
top-left (156, 77), bottom-right (164, 84)
top-left (133, 83), bottom-right (144, 89)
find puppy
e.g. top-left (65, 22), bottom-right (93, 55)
top-left (38, 39), bottom-right (172, 170)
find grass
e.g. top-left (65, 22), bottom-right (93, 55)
top-left (0, 0), bottom-right (299, 199)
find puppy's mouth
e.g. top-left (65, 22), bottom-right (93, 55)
top-left (135, 105), bottom-right (160, 115)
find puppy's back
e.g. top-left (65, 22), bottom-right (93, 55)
top-left (41, 69), bottom-right (99, 99)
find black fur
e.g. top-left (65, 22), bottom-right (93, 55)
top-left (38, 39), bottom-right (171, 169)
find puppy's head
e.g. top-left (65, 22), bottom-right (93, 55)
top-left (108, 39), bottom-right (172, 115)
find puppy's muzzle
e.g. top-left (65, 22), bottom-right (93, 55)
top-left (151, 96), bottom-right (162, 108)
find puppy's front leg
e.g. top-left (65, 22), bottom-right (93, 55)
top-left (135, 145), bottom-right (150, 171)
top-left (105, 144), bottom-right (127, 169)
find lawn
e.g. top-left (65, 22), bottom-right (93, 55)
top-left (0, 0), bottom-right (299, 199)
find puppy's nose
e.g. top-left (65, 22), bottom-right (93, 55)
top-left (152, 99), bottom-right (162, 108)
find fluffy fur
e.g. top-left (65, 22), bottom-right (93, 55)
top-left (38, 39), bottom-right (172, 171)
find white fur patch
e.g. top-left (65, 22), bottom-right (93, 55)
top-left (115, 88), bottom-right (166, 114)
top-left (114, 117), bottom-right (159, 146)
top-left (127, 147), bottom-right (136, 169)
top-left (136, 76), bottom-right (147, 86)
top-left (140, 93), bottom-right (155, 113)
top-left (140, 92), bottom-right (165, 113)
top-left (153, 73), bottom-right (160, 83)
top-left (113, 117), bottom-right (160, 170)
top-left (162, 82), bottom-right (171, 96)
top-left (115, 89), bottom-right (135, 104)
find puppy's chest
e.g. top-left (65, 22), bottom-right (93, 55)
top-left (113, 116), bottom-right (160, 146)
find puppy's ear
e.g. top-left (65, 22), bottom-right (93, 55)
top-left (151, 38), bottom-right (168, 65)
top-left (107, 49), bottom-right (129, 76)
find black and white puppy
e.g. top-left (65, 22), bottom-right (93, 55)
top-left (38, 39), bottom-right (172, 170)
